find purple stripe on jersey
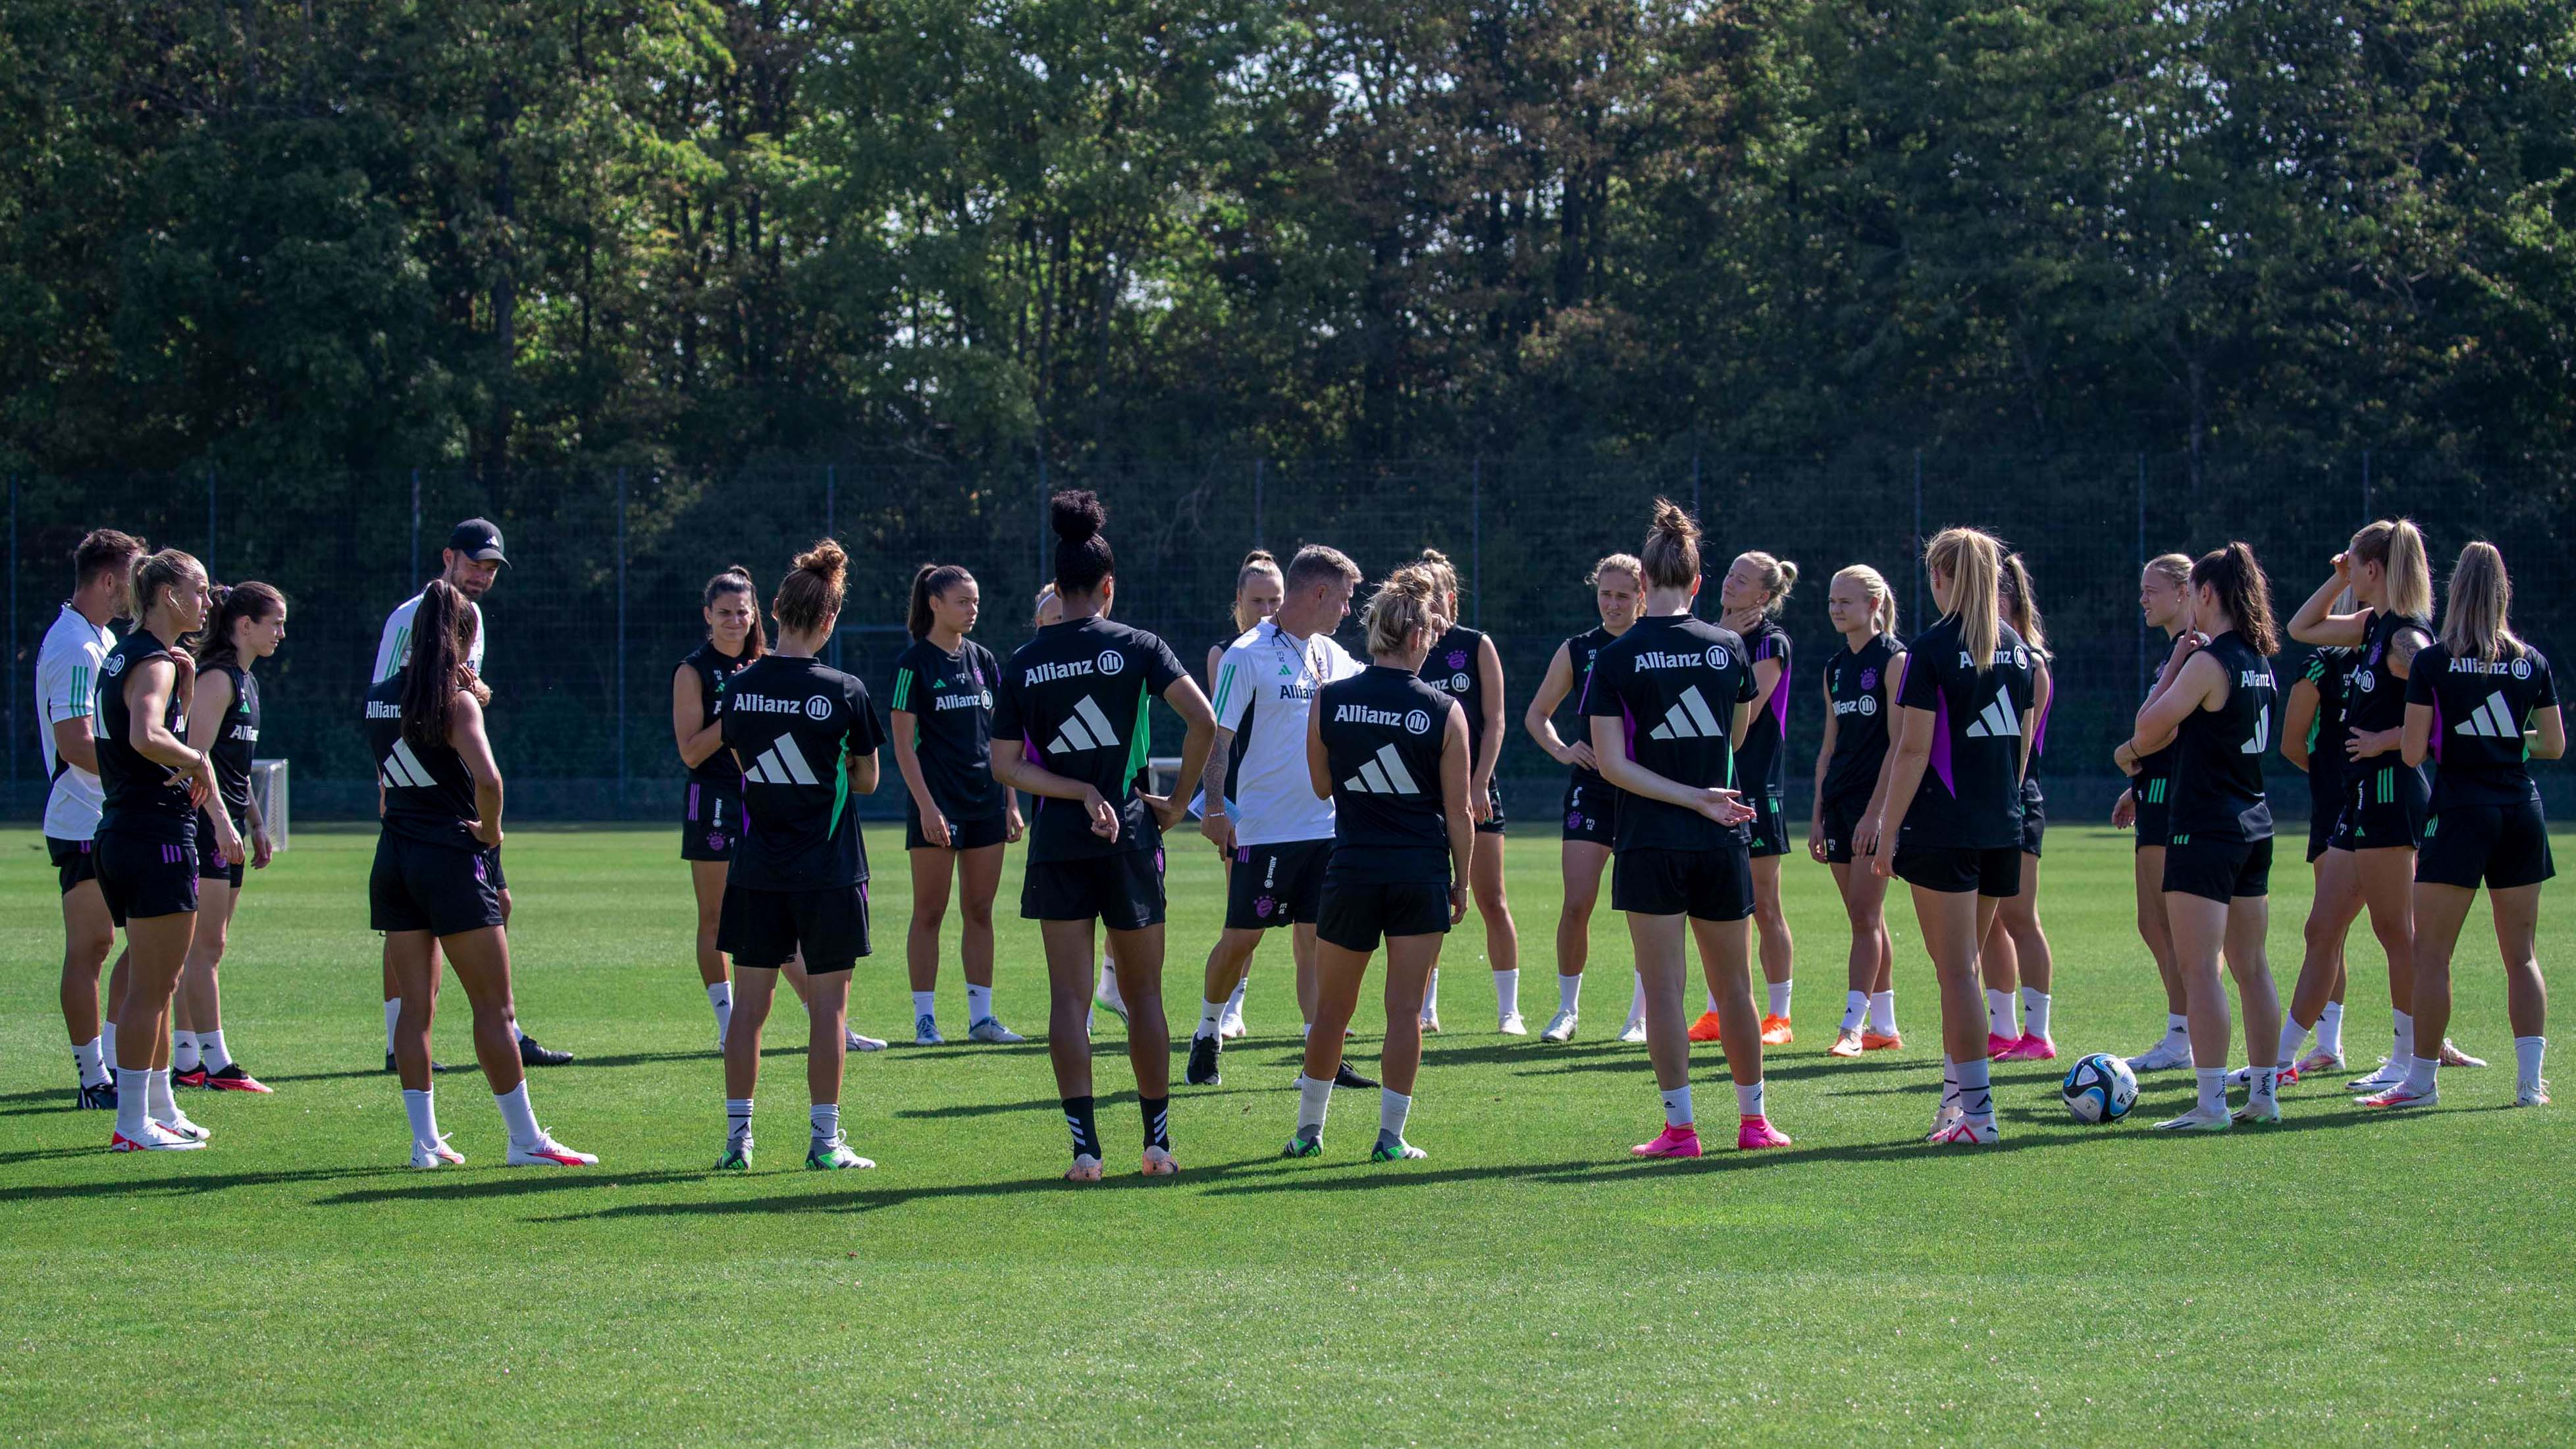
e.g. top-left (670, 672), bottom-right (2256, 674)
top-left (1928, 693), bottom-right (1957, 796)
top-left (2430, 695), bottom-right (2444, 762)
top-left (1621, 700), bottom-right (1639, 762)
top-left (687, 781), bottom-right (701, 822)
top-left (2030, 691), bottom-right (2052, 755)
top-left (1769, 661), bottom-right (1791, 736)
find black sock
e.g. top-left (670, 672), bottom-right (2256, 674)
top-left (1063, 1095), bottom-right (1103, 1159)
top-left (1140, 1094), bottom-right (1170, 1151)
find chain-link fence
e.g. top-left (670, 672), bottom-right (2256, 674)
top-left (10, 451), bottom-right (2571, 822)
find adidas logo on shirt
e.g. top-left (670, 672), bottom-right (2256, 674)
top-left (1047, 695), bottom-right (1124, 755)
top-left (379, 738), bottom-right (440, 789)
top-left (745, 735), bottom-right (822, 785)
top-left (2455, 692), bottom-right (2521, 739)
top-left (1963, 690), bottom-right (2020, 739)
top-left (1646, 686), bottom-right (1725, 740)
top-left (1342, 743), bottom-right (1422, 795)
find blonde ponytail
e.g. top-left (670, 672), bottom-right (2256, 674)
top-left (1364, 564), bottom-right (1443, 658)
top-left (1926, 527), bottom-right (2003, 672)
top-left (2352, 519), bottom-right (2432, 621)
top-left (1833, 565), bottom-right (1898, 638)
top-left (1734, 551), bottom-right (1798, 619)
top-left (2440, 542), bottom-right (2521, 663)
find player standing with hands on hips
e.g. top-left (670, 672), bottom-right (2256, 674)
top-left (173, 581), bottom-right (287, 1093)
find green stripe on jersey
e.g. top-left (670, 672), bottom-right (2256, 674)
top-left (1125, 680), bottom-right (1153, 793)
top-left (829, 751), bottom-right (851, 838)
top-left (891, 668), bottom-right (914, 712)
top-left (1211, 663), bottom-right (1236, 719)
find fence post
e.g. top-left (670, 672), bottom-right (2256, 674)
top-left (1910, 449), bottom-right (1924, 631)
top-left (2136, 453), bottom-right (2148, 698)
top-left (1471, 454), bottom-right (1483, 629)
top-left (8, 475), bottom-right (16, 792)
top-left (206, 468), bottom-right (217, 576)
top-left (1252, 458), bottom-right (1265, 549)
top-left (1035, 452), bottom-right (1048, 591)
top-left (615, 467), bottom-right (628, 801)
top-left (2362, 448), bottom-right (2372, 520)
top-left (1690, 438), bottom-right (1702, 521)
top-left (409, 468), bottom-right (421, 583)
top-left (826, 464), bottom-right (840, 669)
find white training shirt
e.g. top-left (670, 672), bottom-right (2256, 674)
top-left (373, 590), bottom-right (486, 683)
top-left (1209, 619), bottom-right (1359, 845)
top-left (36, 603), bottom-right (115, 841)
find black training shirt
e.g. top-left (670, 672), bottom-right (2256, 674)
top-left (1822, 633), bottom-right (1899, 805)
top-left (995, 616), bottom-right (1188, 862)
top-left (722, 654), bottom-right (886, 890)
top-left (1318, 664), bottom-right (1458, 882)
top-left (892, 637), bottom-right (1006, 823)
top-left (1895, 614), bottom-right (2034, 851)
top-left (2409, 641), bottom-right (2557, 807)
top-left (1585, 612), bottom-right (1758, 854)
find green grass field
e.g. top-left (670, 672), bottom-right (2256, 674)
top-left (5, 821), bottom-right (2573, 1445)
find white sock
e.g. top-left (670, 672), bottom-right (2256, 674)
top-left (810, 1102), bottom-right (840, 1144)
top-left (1423, 968), bottom-right (1440, 1016)
top-left (1196, 999), bottom-right (1227, 1041)
top-left (1660, 1084), bottom-right (1694, 1129)
top-left (1956, 1057), bottom-right (1993, 1124)
top-left (1705, 985), bottom-right (1720, 1015)
top-left (2195, 1067), bottom-right (2227, 1116)
top-left (2404, 1055), bottom-right (2439, 1095)
top-left (2515, 1036), bottom-right (2547, 1092)
top-left (912, 990), bottom-right (937, 1021)
top-left (1095, 960), bottom-right (1123, 1005)
top-left (384, 1000), bottom-right (402, 1053)
top-left (1224, 974), bottom-right (1249, 1017)
top-left (2319, 1001), bottom-right (2346, 1057)
top-left (1494, 968), bottom-right (1519, 1017)
top-left (404, 1088), bottom-right (440, 1147)
top-left (1735, 1079), bottom-right (1766, 1119)
top-left (726, 1097), bottom-right (753, 1144)
top-left (494, 1082), bottom-right (542, 1150)
top-left (2393, 1008), bottom-right (2416, 1063)
top-left (1985, 988), bottom-right (2016, 1038)
top-left (1767, 981), bottom-right (1792, 1020)
top-left (199, 1030), bottom-right (232, 1074)
top-left (2276, 1016), bottom-right (2309, 1067)
top-left (1841, 990), bottom-right (1869, 1032)
top-left (1869, 991), bottom-right (1897, 1034)
top-left (1379, 1088), bottom-right (1411, 1142)
top-left (2020, 988), bottom-right (2051, 1041)
top-left (173, 1029), bottom-right (201, 1072)
top-left (1626, 974), bottom-right (1648, 1029)
top-left (967, 984), bottom-right (993, 1022)
top-left (1939, 1056), bottom-right (1960, 1116)
top-left (147, 1067), bottom-right (179, 1124)
top-left (1557, 973), bottom-right (1583, 1014)
top-left (515, 1028), bottom-right (533, 1045)
top-left (1296, 1074), bottom-right (1332, 1133)
top-left (74, 1038), bottom-right (106, 1088)
top-left (707, 982), bottom-right (733, 1043)
top-left (2166, 1011), bottom-right (2190, 1039)
top-left (101, 1020), bottom-right (118, 1073)
top-left (115, 1067), bottom-right (150, 1139)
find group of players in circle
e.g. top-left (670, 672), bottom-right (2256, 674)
top-left (41, 493), bottom-right (2560, 1173)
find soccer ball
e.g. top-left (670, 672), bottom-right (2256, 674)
top-left (2061, 1053), bottom-right (2138, 1124)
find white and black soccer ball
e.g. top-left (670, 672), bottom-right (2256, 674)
top-left (2061, 1052), bottom-right (2138, 1124)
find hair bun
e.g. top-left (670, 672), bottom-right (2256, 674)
top-left (1776, 560), bottom-right (1799, 589)
top-left (793, 538), bottom-right (848, 582)
top-left (1051, 490), bottom-right (1106, 542)
top-left (1243, 548), bottom-right (1275, 566)
top-left (1648, 498), bottom-right (1699, 544)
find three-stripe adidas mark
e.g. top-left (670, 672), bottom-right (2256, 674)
top-left (2454, 692), bottom-right (2520, 739)
top-left (1342, 743), bottom-right (1422, 795)
top-left (379, 738), bottom-right (441, 789)
top-left (744, 735), bottom-right (821, 785)
top-left (1963, 689), bottom-right (2020, 739)
top-left (1646, 686), bottom-right (1725, 741)
top-left (1048, 695), bottom-right (1124, 755)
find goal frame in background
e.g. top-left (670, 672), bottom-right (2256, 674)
top-left (250, 758), bottom-right (289, 851)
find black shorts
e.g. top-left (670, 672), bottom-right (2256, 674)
top-left (371, 834), bottom-right (506, 937)
top-left (2417, 800), bottom-right (2556, 891)
top-left (1476, 779), bottom-right (1507, 836)
top-left (906, 808), bottom-right (1009, 853)
top-left (1022, 849), bottom-right (1166, 931)
top-left (2334, 762), bottom-right (2429, 853)
top-left (1224, 838), bottom-right (1330, 930)
top-left (1612, 845), bottom-right (1754, 921)
top-left (48, 836), bottom-right (97, 895)
top-left (195, 810), bottom-right (244, 888)
top-left (2133, 776), bottom-right (2172, 850)
top-left (718, 881), bottom-right (872, 974)
top-left (1746, 787), bottom-right (1792, 858)
top-left (1315, 874), bottom-right (1452, 953)
top-left (681, 781), bottom-right (743, 862)
top-left (1818, 791), bottom-right (1874, 866)
top-left (2162, 833), bottom-right (2273, 903)
top-left (2018, 779), bottom-right (2045, 858)
top-left (94, 828), bottom-right (200, 924)
top-left (1561, 776), bottom-right (1619, 847)
top-left (1893, 844), bottom-right (2022, 898)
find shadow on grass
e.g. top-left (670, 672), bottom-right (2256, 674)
top-left (521, 1159), bottom-right (1274, 1222)
top-left (2, 1165), bottom-right (415, 1202)
top-left (311, 1167), bottom-right (724, 1207)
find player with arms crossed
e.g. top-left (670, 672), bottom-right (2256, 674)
top-left (991, 491), bottom-right (1217, 1182)
top-left (1589, 502), bottom-right (1784, 1157)
top-left (1811, 565), bottom-right (1906, 1057)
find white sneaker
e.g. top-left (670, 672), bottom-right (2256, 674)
top-left (1540, 1008), bottom-right (1579, 1043)
top-left (2128, 1034), bottom-right (2194, 1072)
top-left (1498, 1011), bottom-right (1528, 1036)
top-left (411, 1134), bottom-right (465, 1169)
top-left (1928, 1117), bottom-right (1999, 1146)
top-left (1616, 1020), bottom-right (1648, 1044)
top-left (1419, 1005), bottom-right (1442, 1034)
top-left (847, 1031), bottom-right (889, 1053)
top-left (1218, 999), bottom-right (1247, 1040)
top-left (109, 1121), bottom-right (205, 1152)
top-left (152, 1111), bottom-right (211, 1143)
top-left (2152, 1107), bottom-right (2232, 1132)
top-left (968, 1016), bottom-right (1025, 1044)
top-left (2516, 1079), bottom-right (2551, 1107)
top-left (2347, 1056), bottom-right (2409, 1092)
top-left (1926, 1103), bottom-right (1964, 1142)
top-left (507, 1134), bottom-right (598, 1166)
top-left (914, 1014), bottom-right (945, 1047)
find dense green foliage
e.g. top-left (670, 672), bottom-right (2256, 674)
top-left (8, 1), bottom-right (2576, 478)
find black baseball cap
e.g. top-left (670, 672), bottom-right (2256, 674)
top-left (447, 518), bottom-right (509, 565)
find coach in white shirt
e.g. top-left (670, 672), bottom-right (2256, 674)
top-left (41, 529), bottom-right (149, 1105)
top-left (371, 518), bottom-right (574, 1070)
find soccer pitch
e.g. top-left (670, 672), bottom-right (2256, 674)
top-left (5, 822), bottom-right (2572, 1445)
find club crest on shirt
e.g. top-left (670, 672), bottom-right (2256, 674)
top-left (1860, 667), bottom-right (1878, 690)
top-left (1446, 649), bottom-right (1469, 671)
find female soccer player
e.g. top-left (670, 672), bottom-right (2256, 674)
top-left (172, 581), bottom-right (285, 1094)
top-left (1413, 548), bottom-right (1522, 1034)
top-left (1589, 501), bottom-right (1782, 1157)
top-left (1979, 554), bottom-right (2059, 1061)
top-left (2368, 542), bottom-right (2562, 1109)
top-left (2128, 543), bottom-right (2288, 1130)
top-left (712, 540), bottom-right (887, 1172)
top-left (1523, 553), bottom-right (1643, 1043)
top-left (2115, 554), bottom-right (2199, 1072)
top-left (991, 491), bottom-right (1216, 1182)
top-left (1716, 550), bottom-right (1800, 1046)
top-left (99, 550), bottom-right (235, 1151)
top-left (2272, 599), bottom-right (2361, 1078)
top-left (1285, 564), bottom-right (1475, 1161)
top-left (1870, 527), bottom-right (2035, 1147)
top-left (1196, 550), bottom-right (1284, 1040)
top-left (2286, 519), bottom-right (2466, 1090)
top-left (1812, 566), bottom-right (1905, 1058)
top-left (372, 581), bottom-right (592, 1167)
top-left (892, 563), bottom-right (1025, 1046)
